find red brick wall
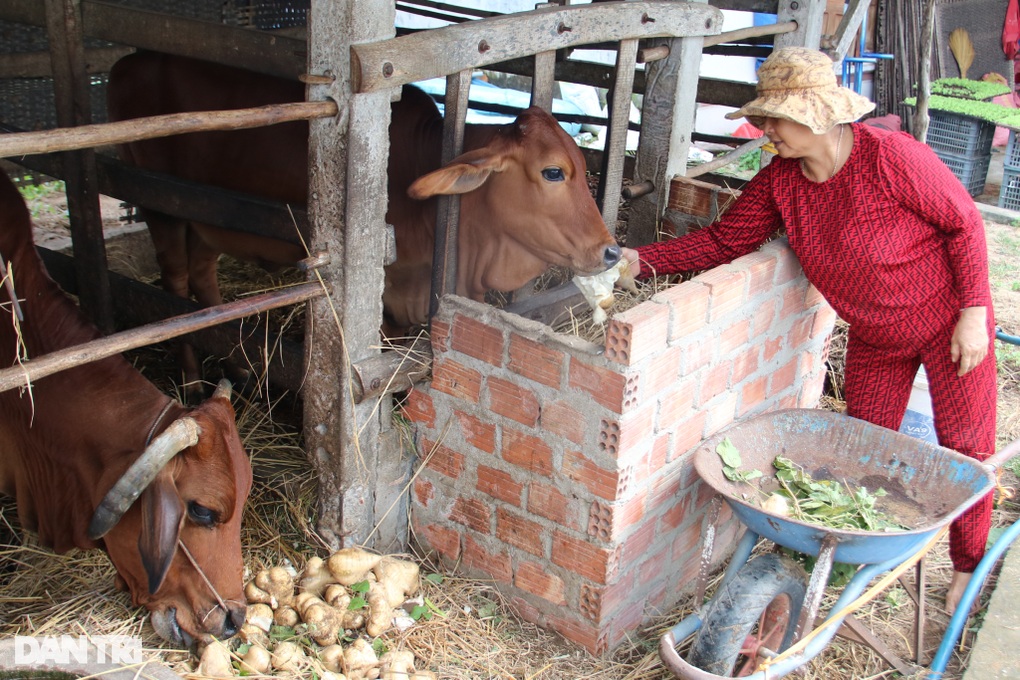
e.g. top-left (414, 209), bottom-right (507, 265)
top-left (404, 237), bottom-right (836, 654)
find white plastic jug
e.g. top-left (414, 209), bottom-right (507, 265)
top-left (898, 366), bottom-right (938, 444)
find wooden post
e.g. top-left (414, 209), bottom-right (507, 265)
top-left (595, 37), bottom-right (638, 234)
top-left (628, 0), bottom-right (710, 246)
top-left (912, 0), bottom-right (938, 143)
top-left (774, 0), bottom-right (827, 50)
top-left (44, 0), bottom-right (113, 333)
top-left (304, 0), bottom-right (398, 550)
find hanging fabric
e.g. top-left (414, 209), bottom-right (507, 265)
top-left (1004, 0), bottom-right (1020, 60)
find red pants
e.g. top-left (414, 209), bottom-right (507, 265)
top-left (842, 319), bottom-right (997, 573)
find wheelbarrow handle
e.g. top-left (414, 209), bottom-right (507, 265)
top-left (982, 437), bottom-right (1020, 472)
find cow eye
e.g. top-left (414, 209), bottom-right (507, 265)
top-left (188, 501), bottom-right (218, 526)
top-left (541, 167), bottom-right (565, 182)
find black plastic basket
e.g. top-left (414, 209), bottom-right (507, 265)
top-left (1004, 129), bottom-right (1020, 172)
top-left (934, 150), bottom-right (991, 197)
top-left (926, 112), bottom-right (995, 157)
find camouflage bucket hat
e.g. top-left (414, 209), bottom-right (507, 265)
top-left (725, 47), bottom-right (876, 134)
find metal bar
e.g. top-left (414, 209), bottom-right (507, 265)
top-left (0, 282), bottom-right (322, 394)
top-left (0, 100), bottom-right (338, 159)
top-left (796, 533), bottom-right (838, 641)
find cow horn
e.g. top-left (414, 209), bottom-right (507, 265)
top-left (88, 417), bottom-right (201, 540)
top-left (212, 379), bottom-right (233, 401)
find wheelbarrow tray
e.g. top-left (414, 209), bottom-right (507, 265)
top-left (694, 409), bottom-right (995, 564)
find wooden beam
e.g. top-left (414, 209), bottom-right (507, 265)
top-left (351, 2), bottom-right (722, 93)
top-left (0, 46), bottom-right (133, 78)
top-left (775, 0), bottom-right (826, 50)
top-left (0, 100), bottom-right (337, 159)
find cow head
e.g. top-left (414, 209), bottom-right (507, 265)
top-left (89, 381), bottom-right (252, 646)
top-left (408, 106), bottom-right (620, 293)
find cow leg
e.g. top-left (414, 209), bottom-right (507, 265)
top-left (186, 237), bottom-right (257, 397)
top-left (143, 210), bottom-right (206, 400)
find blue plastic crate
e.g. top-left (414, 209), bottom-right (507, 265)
top-left (999, 168), bottom-right (1020, 211)
top-left (925, 112), bottom-right (995, 157)
top-left (934, 150), bottom-right (990, 197)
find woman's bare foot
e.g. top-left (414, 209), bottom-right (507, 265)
top-left (946, 570), bottom-right (973, 616)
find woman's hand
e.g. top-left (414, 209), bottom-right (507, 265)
top-left (951, 306), bottom-right (989, 376)
top-left (621, 247), bottom-right (642, 278)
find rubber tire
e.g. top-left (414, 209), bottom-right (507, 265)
top-left (688, 553), bottom-right (809, 676)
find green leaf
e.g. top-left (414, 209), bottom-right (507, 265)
top-left (425, 572), bottom-right (444, 586)
top-left (410, 604), bottom-right (432, 621)
top-left (716, 437), bottom-right (742, 468)
top-left (372, 638), bottom-right (388, 655)
top-left (350, 580), bottom-right (371, 594)
top-left (269, 625), bottom-right (296, 641)
top-left (349, 596), bottom-right (368, 610)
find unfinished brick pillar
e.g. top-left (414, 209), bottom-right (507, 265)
top-left (403, 237), bottom-right (836, 654)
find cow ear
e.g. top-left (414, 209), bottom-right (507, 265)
top-left (408, 148), bottom-right (506, 199)
top-left (138, 472), bottom-right (185, 595)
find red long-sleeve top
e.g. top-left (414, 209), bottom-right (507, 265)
top-left (636, 123), bottom-right (992, 351)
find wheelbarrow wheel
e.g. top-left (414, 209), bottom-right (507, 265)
top-left (688, 553), bottom-right (808, 676)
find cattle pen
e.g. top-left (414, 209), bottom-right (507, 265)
top-left (0, 0), bottom-right (888, 666)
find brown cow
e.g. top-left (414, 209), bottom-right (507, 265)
top-left (106, 52), bottom-right (620, 391)
top-left (0, 170), bottom-right (252, 646)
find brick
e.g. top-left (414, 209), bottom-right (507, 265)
top-left (496, 508), bottom-right (546, 557)
top-left (599, 404), bottom-right (655, 464)
top-left (812, 303), bottom-right (837, 338)
top-left (430, 319), bottom-right (451, 353)
top-left (649, 433), bottom-right (670, 472)
top-left (752, 298), bottom-right (777, 336)
top-left (698, 268), bottom-right (747, 321)
top-left (477, 465), bottom-right (524, 507)
top-left (657, 383), bottom-right (696, 433)
top-left (661, 491), bottom-right (693, 532)
top-left (528, 482), bottom-right (577, 529)
top-left (608, 601), bottom-right (646, 645)
top-left (769, 357), bottom-right (798, 397)
top-left (551, 531), bottom-right (617, 583)
top-left (732, 345), bottom-right (760, 384)
top-left (621, 519), bottom-right (658, 564)
top-left (649, 465), bottom-right (685, 514)
top-left (515, 561), bottom-right (566, 606)
top-left (451, 313), bottom-right (504, 366)
top-left (401, 389), bottom-right (435, 428)
top-left (416, 520), bottom-right (462, 562)
top-left (455, 410), bottom-right (496, 454)
top-left (605, 301), bottom-right (670, 365)
top-left (502, 427), bottom-right (554, 477)
top-left (488, 376), bottom-right (540, 427)
top-left (413, 477), bottom-right (434, 508)
top-left (780, 285), bottom-right (806, 320)
top-left (717, 319), bottom-right (751, 357)
top-left (805, 283), bottom-right (825, 307)
top-left (541, 400), bottom-right (586, 445)
top-left (787, 315), bottom-right (813, 349)
top-left (643, 346), bottom-right (683, 397)
top-left (462, 535), bottom-right (512, 583)
top-left (698, 360), bottom-right (733, 405)
top-left (705, 393), bottom-right (739, 436)
top-left (562, 450), bottom-right (620, 500)
top-left (680, 337), bottom-right (714, 376)
top-left (508, 333), bottom-right (564, 388)
top-left (637, 546), bottom-right (670, 587)
top-left (740, 375), bottom-right (769, 416)
top-left (547, 614), bottom-right (604, 655)
top-left (670, 519), bottom-right (703, 564)
top-left (420, 438), bottom-right (466, 479)
top-left (799, 372), bottom-right (826, 408)
top-left (670, 410), bottom-right (707, 462)
top-left (742, 249), bottom-right (779, 297)
top-left (773, 243), bottom-right (803, 284)
top-left (450, 496), bottom-right (492, 534)
top-left (431, 358), bottom-right (482, 403)
top-left (764, 335), bottom-right (783, 363)
top-left (655, 281), bottom-right (710, 340)
top-left (587, 495), bottom-right (645, 543)
top-left (568, 357), bottom-right (636, 413)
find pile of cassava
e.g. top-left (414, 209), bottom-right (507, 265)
top-left (192, 547), bottom-right (434, 679)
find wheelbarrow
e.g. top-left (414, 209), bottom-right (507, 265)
top-left (659, 408), bottom-right (1015, 679)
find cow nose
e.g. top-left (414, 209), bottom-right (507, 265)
top-left (603, 244), bottom-right (622, 268)
top-left (222, 604), bottom-right (245, 638)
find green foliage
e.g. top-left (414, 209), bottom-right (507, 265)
top-left (716, 437), bottom-right (763, 483)
top-left (736, 150), bottom-right (761, 173)
top-left (903, 94), bottom-right (1020, 128)
top-left (930, 78), bottom-right (1011, 101)
top-left (424, 572), bottom-right (444, 586)
top-left (371, 638), bottom-right (388, 656)
top-left (771, 457), bottom-right (908, 532)
top-left (781, 548), bottom-right (857, 587)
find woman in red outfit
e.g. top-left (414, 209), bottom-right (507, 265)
top-left (621, 47), bottom-right (996, 616)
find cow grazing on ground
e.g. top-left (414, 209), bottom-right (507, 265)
top-left (0, 171), bottom-right (252, 646)
top-left (106, 52), bottom-right (620, 392)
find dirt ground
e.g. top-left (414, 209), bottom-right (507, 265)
top-left (3, 178), bottom-right (1020, 680)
